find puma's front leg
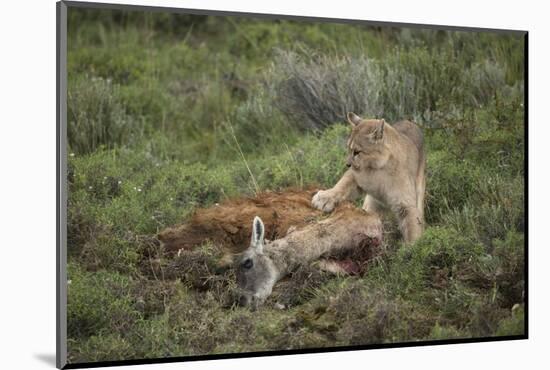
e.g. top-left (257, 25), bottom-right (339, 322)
top-left (312, 170), bottom-right (361, 213)
top-left (362, 194), bottom-right (385, 213)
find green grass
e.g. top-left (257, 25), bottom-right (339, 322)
top-left (66, 8), bottom-right (525, 364)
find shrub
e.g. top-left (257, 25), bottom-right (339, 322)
top-left (78, 232), bottom-right (140, 275)
top-left (270, 50), bottom-right (385, 130)
top-left (392, 226), bottom-right (485, 295)
top-left (424, 151), bottom-right (483, 224)
top-left (68, 333), bottom-right (135, 363)
top-left (268, 46), bottom-right (520, 131)
top-left (229, 84), bottom-right (301, 154)
top-left (284, 279), bottom-right (435, 345)
top-left (252, 124), bottom-right (349, 189)
top-left (472, 231), bottom-right (525, 307)
top-left (67, 264), bottom-right (142, 338)
top-left (440, 175), bottom-right (524, 245)
top-left (495, 305), bottom-right (525, 336)
top-left (68, 76), bottom-right (144, 154)
top-left (429, 324), bottom-right (464, 340)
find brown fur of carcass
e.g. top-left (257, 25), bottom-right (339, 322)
top-left (158, 188), bottom-right (323, 255)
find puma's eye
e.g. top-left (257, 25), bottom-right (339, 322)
top-left (242, 258), bottom-right (253, 269)
top-left (353, 150), bottom-right (360, 156)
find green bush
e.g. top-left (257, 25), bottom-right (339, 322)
top-left (425, 151), bottom-right (483, 223)
top-left (429, 324), bottom-right (465, 340)
top-left (68, 333), bottom-right (136, 363)
top-left (267, 44), bottom-right (522, 130)
top-left (439, 175), bottom-right (524, 245)
top-left (392, 226), bottom-right (485, 294)
top-left (67, 264), bottom-right (142, 338)
top-left (495, 305), bottom-right (525, 336)
top-left (68, 76), bottom-right (144, 154)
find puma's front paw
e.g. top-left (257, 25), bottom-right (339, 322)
top-left (312, 190), bottom-right (339, 213)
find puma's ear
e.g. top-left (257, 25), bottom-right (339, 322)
top-left (373, 119), bottom-right (385, 140)
top-left (347, 112), bottom-right (362, 127)
top-left (251, 216), bottom-right (265, 253)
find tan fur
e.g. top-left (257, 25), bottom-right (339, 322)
top-left (236, 203), bottom-right (383, 306)
top-left (158, 188), bottom-right (320, 255)
top-left (265, 204), bottom-right (383, 273)
top-left (312, 113), bottom-right (426, 243)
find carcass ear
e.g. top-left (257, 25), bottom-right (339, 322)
top-left (347, 112), bottom-right (362, 127)
top-left (251, 216), bottom-right (265, 252)
top-left (373, 119), bottom-right (385, 140)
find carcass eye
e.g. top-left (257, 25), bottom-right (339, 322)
top-left (242, 258), bottom-right (253, 269)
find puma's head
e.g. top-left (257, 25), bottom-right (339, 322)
top-left (346, 112), bottom-right (389, 170)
